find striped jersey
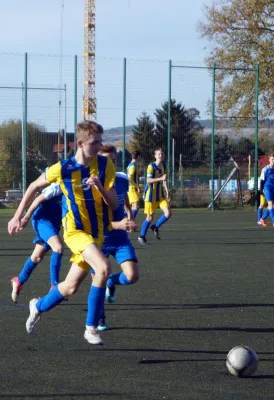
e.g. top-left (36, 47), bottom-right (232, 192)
top-left (143, 162), bottom-right (166, 203)
top-left (45, 155), bottom-right (115, 238)
top-left (127, 161), bottom-right (138, 189)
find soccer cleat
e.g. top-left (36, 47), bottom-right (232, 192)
top-left (138, 236), bottom-right (148, 245)
top-left (97, 318), bottom-right (109, 331)
top-left (151, 224), bottom-right (160, 239)
top-left (105, 285), bottom-right (116, 304)
top-left (259, 218), bottom-right (268, 227)
top-left (257, 221), bottom-right (262, 225)
top-left (26, 298), bottom-right (41, 333)
top-left (84, 327), bottom-right (103, 345)
top-left (11, 277), bottom-right (23, 303)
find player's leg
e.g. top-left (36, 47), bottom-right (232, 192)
top-left (258, 194), bottom-right (269, 225)
top-left (138, 202), bottom-right (155, 244)
top-left (151, 201), bottom-right (172, 239)
top-left (83, 243), bottom-right (111, 344)
top-left (260, 190), bottom-right (273, 226)
top-left (131, 200), bottom-right (140, 219)
top-left (26, 262), bottom-right (88, 333)
top-left (11, 244), bottom-right (47, 303)
top-left (47, 235), bottom-right (63, 288)
top-left (106, 241), bottom-right (139, 304)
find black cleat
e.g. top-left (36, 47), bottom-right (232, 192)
top-left (151, 224), bottom-right (160, 239)
top-left (138, 236), bottom-right (148, 245)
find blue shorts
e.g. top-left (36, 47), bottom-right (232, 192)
top-left (263, 188), bottom-right (274, 202)
top-left (32, 219), bottom-right (60, 251)
top-left (102, 236), bottom-right (138, 265)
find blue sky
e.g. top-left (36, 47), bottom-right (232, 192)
top-left (0, 0), bottom-right (213, 131)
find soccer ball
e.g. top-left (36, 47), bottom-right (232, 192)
top-left (226, 345), bottom-right (259, 377)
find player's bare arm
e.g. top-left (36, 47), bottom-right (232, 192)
top-left (8, 174), bottom-right (49, 236)
top-left (124, 194), bottom-right (133, 220)
top-left (20, 193), bottom-right (48, 229)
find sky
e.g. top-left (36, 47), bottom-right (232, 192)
top-left (0, 0), bottom-right (213, 131)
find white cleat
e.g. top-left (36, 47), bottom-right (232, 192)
top-left (26, 298), bottom-right (41, 333)
top-left (84, 326), bottom-right (103, 345)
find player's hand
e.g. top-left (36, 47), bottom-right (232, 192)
top-left (8, 217), bottom-right (22, 236)
top-left (20, 215), bottom-right (30, 230)
top-left (136, 187), bottom-right (141, 194)
top-left (86, 175), bottom-right (103, 192)
top-left (161, 174), bottom-right (167, 182)
top-left (119, 218), bottom-right (138, 232)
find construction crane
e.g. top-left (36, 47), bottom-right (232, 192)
top-left (83, 0), bottom-right (96, 120)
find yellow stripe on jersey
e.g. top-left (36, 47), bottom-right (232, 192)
top-left (144, 162), bottom-right (166, 203)
top-left (45, 155), bottom-right (115, 239)
top-left (127, 162), bottom-right (138, 189)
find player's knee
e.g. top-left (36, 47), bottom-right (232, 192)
top-left (126, 270), bottom-right (139, 283)
top-left (31, 254), bottom-right (44, 264)
top-left (52, 244), bottom-right (63, 254)
top-left (63, 282), bottom-right (80, 295)
top-left (96, 259), bottom-right (111, 280)
top-left (165, 209), bottom-right (172, 219)
top-left (147, 215), bottom-right (153, 223)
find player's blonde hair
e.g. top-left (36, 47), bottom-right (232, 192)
top-left (76, 120), bottom-right (103, 142)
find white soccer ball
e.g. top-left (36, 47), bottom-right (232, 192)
top-left (226, 345), bottom-right (258, 377)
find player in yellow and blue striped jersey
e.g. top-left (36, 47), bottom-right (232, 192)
top-left (8, 120), bottom-right (117, 345)
top-left (138, 148), bottom-right (172, 245)
top-left (127, 150), bottom-right (141, 219)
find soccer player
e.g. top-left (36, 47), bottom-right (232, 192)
top-left (257, 171), bottom-right (269, 225)
top-left (89, 144), bottom-right (139, 331)
top-left (127, 150), bottom-right (141, 219)
top-left (10, 183), bottom-right (63, 303)
top-left (8, 120), bottom-right (117, 345)
top-left (259, 153), bottom-right (274, 227)
top-left (138, 148), bottom-right (172, 245)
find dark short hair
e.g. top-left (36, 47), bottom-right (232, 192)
top-left (132, 150), bottom-right (141, 159)
top-left (76, 120), bottom-right (103, 141)
top-left (155, 148), bottom-right (164, 153)
top-left (100, 144), bottom-right (117, 155)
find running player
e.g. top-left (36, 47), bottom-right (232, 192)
top-left (8, 120), bottom-right (117, 345)
top-left (257, 170), bottom-right (269, 225)
top-left (88, 144), bottom-right (139, 331)
top-left (259, 153), bottom-right (274, 227)
top-left (127, 150), bottom-right (141, 219)
top-left (10, 183), bottom-right (63, 303)
top-left (138, 148), bottom-right (172, 245)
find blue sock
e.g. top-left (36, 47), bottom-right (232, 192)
top-left (262, 209), bottom-right (271, 220)
top-left (107, 272), bottom-right (133, 287)
top-left (155, 214), bottom-right (168, 228)
top-left (132, 209), bottom-right (138, 219)
top-left (50, 252), bottom-right (63, 286)
top-left (18, 258), bottom-right (38, 285)
top-left (258, 208), bottom-right (263, 221)
top-left (141, 219), bottom-right (150, 237)
top-left (36, 285), bottom-right (65, 313)
top-left (86, 286), bottom-right (106, 327)
top-left (262, 208), bottom-right (269, 220)
top-left (269, 209), bottom-right (274, 222)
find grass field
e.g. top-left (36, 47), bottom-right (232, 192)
top-left (1, 210), bottom-right (274, 400)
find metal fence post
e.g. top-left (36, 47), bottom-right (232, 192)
top-left (122, 57), bottom-right (127, 172)
top-left (254, 63), bottom-right (259, 207)
top-left (167, 59), bottom-right (172, 189)
top-left (22, 53), bottom-right (28, 194)
top-left (211, 63), bottom-right (216, 211)
top-left (74, 55), bottom-right (78, 153)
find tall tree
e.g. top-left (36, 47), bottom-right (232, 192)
top-left (198, 0), bottom-right (274, 119)
top-left (130, 112), bottom-right (161, 166)
top-left (154, 100), bottom-right (203, 168)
